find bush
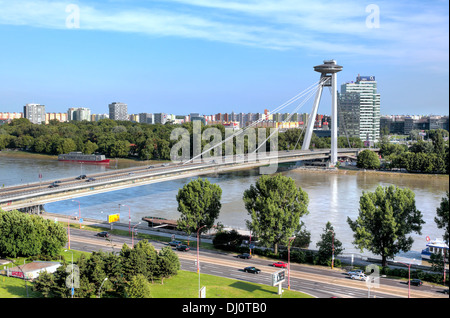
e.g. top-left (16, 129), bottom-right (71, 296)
top-left (357, 149), bottom-right (380, 169)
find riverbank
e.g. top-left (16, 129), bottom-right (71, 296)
top-left (289, 164), bottom-right (449, 180)
top-left (0, 149), bottom-right (167, 167)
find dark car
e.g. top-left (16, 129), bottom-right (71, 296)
top-left (48, 182), bottom-right (60, 188)
top-left (410, 279), bottom-right (423, 286)
top-left (176, 245), bottom-right (190, 252)
top-left (96, 231), bottom-right (110, 238)
top-left (169, 240), bottom-right (182, 247)
top-left (86, 177), bottom-right (96, 182)
top-left (237, 253), bottom-right (252, 259)
top-left (76, 175), bottom-right (87, 180)
top-left (244, 266), bottom-right (261, 274)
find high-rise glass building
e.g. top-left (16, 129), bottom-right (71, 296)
top-left (108, 102), bottom-right (128, 121)
top-left (338, 75), bottom-right (380, 145)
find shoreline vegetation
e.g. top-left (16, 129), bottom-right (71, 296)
top-left (1, 149), bottom-right (447, 180)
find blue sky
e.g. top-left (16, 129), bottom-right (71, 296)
top-left (0, 0), bottom-right (448, 116)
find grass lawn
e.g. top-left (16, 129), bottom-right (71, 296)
top-left (0, 265), bottom-right (312, 298)
top-left (149, 270), bottom-right (312, 298)
top-left (0, 275), bottom-right (41, 298)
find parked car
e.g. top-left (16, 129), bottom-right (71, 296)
top-left (351, 274), bottom-right (368, 281)
top-left (347, 269), bottom-right (364, 276)
top-left (176, 245), bottom-right (190, 252)
top-left (76, 175), bottom-right (87, 180)
top-left (96, 231), bottom-right (110, 238)
top-left (272, 261), bottom-right (288, 268)
top-left (169, 240), bottom-right (182, 247)
top-left (410, 279), bottom-right (423, 286)
top-left (237, 253), bottom-right (252, 259)
top-left (244, 266), bottom-right (261, 274)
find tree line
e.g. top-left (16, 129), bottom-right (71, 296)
top-left (0, 118), bottom-right (365, 160)
top-left (377, 129), bottom-right (449, 174)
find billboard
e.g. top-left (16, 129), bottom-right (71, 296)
top-left (108, 213), bottom-right (120, 223)
top-left (271, 269), bottom-right (286, 286)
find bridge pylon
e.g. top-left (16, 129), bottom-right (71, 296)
top-left (302, 60), bottom-right (343, 167)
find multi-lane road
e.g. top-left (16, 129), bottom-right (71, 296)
top-left (66, 227), bottom-right (448, 299)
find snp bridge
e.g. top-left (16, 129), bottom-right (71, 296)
top-left (0, 148), bottom-right (370, 212)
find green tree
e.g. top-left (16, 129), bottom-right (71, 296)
top-left (357, 149), bottom-right (380, 169)
top-left (32, 270), bottom-right (56, 298)
top-left (109, 140), bottom-right (130, 158)
top-left (435, 192), bottom-right (449, 243)
top-left (125, 274), bottom-right (152, 298)
top-left (0, 210), bottom-right (67, 258)
top-left (347, 185), bottom-right (425, 267)
top-left (157, 246), bottom-right (180, 284)
top-left (82, 140), bottom-right (99, 154)
top-left (176, 178), bottom-right (222, 240)
top-left (56, 138), bottom-right (77, 155)
top-left (243, 174), bottom-right (309, 255)
top-left (316, 222), bottom-right (344, 266)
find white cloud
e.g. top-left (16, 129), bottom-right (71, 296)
top-left (0, 0), bottom-right (447, 66)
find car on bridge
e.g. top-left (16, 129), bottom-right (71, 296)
top-left (243, 266), bottom-right (261, 274)
top-left (48, 182), bottom-right (60, 188)
top-left (86, 177), bottom-right (96, 182)
top-left (76, 175), bottom-right (87, 180)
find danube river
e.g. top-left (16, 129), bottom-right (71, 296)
top-left (1, 151), bottom-right (448, 261)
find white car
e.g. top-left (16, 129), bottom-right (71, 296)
top-left (351, 273), bottom-right (368, 281)
top-left (347, 269), bottom-right (364, 276)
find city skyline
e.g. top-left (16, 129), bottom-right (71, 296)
top-left (0, 0), bottom-right (448, 116)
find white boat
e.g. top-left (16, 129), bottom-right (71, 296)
top-left (421, 238), bottom-right (449, 261)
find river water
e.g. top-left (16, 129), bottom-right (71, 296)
top-left (1, 152), bottom-right (448, 261)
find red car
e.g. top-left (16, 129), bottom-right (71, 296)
top-left (272, 262), bottom-right (288, 268)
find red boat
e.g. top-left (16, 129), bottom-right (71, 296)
top-left (58, 152), bottom-right (110, 164)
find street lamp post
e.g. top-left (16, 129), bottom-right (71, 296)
top-left (67, 216), bottom-right (71, 250)
top-left (197, 225), bottom-right (206, 298)
top-left (71, 199), bottom-right (81, 229)
top-left (394, 259), bottom-right (416, 298)
top-left (328, 230), bottom-right (335, 269)
top-left (132, 222), bottom-right (141, 247)
top-left (197, 225), bottom-right (206, 274)
top-left (119, 203), bottom-right (131, 234)
top-left (64, 249), bottom-right (74, 298)
top-left (98, 277), bottom-right (108, 298)
top-left (288, 236), bottom-right (295, 290)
